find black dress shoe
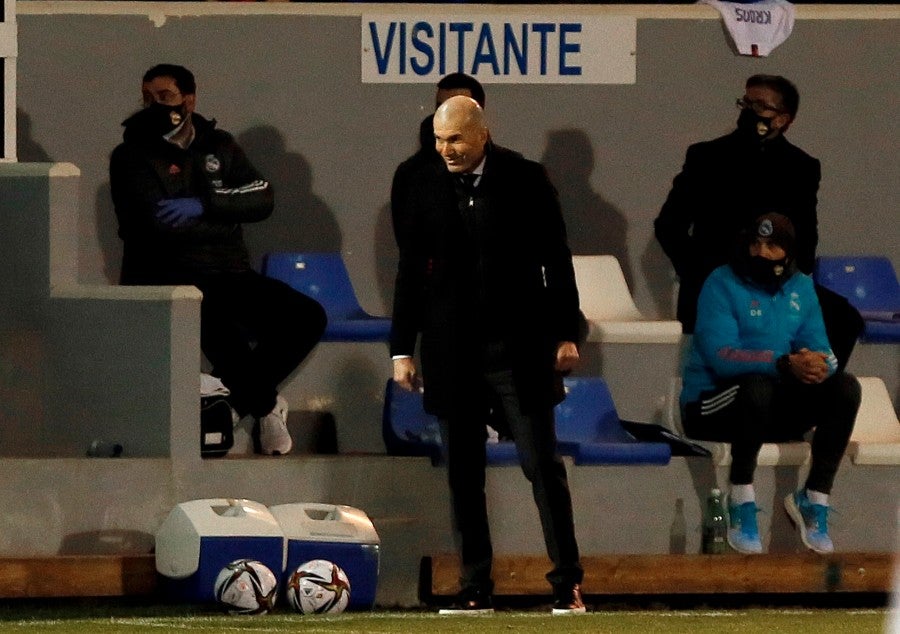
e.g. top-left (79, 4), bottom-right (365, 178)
top-left (438, 587), bottom-right (494, 614)
top-left (551, 583), bottom-right (586, 615)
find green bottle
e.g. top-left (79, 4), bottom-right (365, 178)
top-left (702, 488), bottom-right (727, 554)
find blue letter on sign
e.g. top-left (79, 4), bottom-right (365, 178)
top-left (411, 22), bottom-right (435, 75)
top-left (503, 23), bottom-right (527, 76)
top-left (449, 22), bottom-right (474, 73)
top-left (473, 23), bottom-right (500, 75)
top-left (531, 23), bottom-right (555, 75)
top-left (369, 22), bottom-right (396, 74)
top-left (559, 23), bottom-right (582, 76)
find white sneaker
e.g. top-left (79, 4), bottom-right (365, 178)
top-left (258, 395), bottom-right (292, 456)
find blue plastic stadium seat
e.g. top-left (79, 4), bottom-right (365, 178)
top-left (263, 252), bottom-right (392, 342)
top-left (382, 380), bottom-right (443, 465)
top-left (555, 377), bottom-right (671, 465)
top-left (484, 438), bottom-right (583, 466)
top-left (380, 379), bottom-right (576, 466)
top-left (484, 441), bottom-right (521, 466)
top-left (381, 377), bottom-right (671, 467)
top-left (814, 256), bottom-right (900, 343)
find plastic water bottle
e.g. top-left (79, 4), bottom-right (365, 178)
top-left (702, 488), bottom-right (727, 554)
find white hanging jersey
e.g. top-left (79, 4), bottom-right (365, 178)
top-left (701, 0), bottom-right (796, 57)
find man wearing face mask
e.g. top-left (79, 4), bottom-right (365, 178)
top-left (110, 64), bottom-right (326, 456)
top-left (655, 74), bottom-right (821, 336)
top-left (680, 213), bottom-right (860, 556)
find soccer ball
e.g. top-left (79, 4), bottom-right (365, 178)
top-left (286, 559), bottom-right (351, 614)
top-left (213, 558), bottom-right (278, 615)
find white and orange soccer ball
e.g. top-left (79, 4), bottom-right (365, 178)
top-left (285, 559), bottom-right (351, 614)
top-left (213, 558), bottom-right (278, 615)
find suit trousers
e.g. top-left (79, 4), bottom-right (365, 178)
top-left (440, 349), bottom-right (582, 593)
top-left (196, 270), bottom-right (326, 418)
top-left (683, 372), bottom-right (860, 493)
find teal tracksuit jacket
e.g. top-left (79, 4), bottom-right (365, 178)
top-left (680, 264), bottom-right (837, 409)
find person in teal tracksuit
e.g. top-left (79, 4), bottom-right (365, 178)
top-left (681, 213), bottom-right (860, 555)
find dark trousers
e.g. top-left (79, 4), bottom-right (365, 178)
top-left (683, 373), bottom-right (860, 493)
top-left (197, 271), bottom-right (326, 418)
top-left (440, 353), bottom-right (582, 593)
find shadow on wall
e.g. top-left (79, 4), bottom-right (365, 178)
top-left (375, 201), bottom-right (398, 317)
top-left (329, 353), bottom-right (388, 455)
top-left (96, 181), bottom-right (121, 284)
top-left (641, 239), bottom-right (676, 320)
top-left (376, 120), bottom-right (424, 317)
top-left (236, 125), bottom-right (342, 269)
top-left (540, 129), bottom-right (633, 290)
top-left (17, 108), bottom-right (51, 163)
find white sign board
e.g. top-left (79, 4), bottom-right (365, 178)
top-left (362, 13), bottom-right (635, 84)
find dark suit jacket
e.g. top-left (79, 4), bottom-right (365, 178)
top-left (654, 130), bottom-right (821, 333)
top-left (390, 145), bottom-right (580, 418)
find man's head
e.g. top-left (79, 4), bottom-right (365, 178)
top-left (735, 212), bottom-right (797, 290)
top-left (435, 73), bottom-right (485, 110)
top-left (748, 212), bottom-right (795, 260)
top-left (135, 64), bottom-right (196, 140)
top-left (735, 74), bottom-right (799, 140)
top-left (433, 96), bottom-right (489, 174)
top-left (141, 64), bottom-right (197, 111)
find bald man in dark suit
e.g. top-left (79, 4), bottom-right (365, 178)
top-left (390, 96), bottom-right (585, 615)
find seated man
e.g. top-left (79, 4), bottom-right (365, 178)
top-left (110, 64), bottom-right (326, 456)
top-left (680, 213), bottom-right (860, 554)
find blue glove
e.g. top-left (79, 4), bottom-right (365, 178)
top-left (155, 197), bottom-right (204, 228)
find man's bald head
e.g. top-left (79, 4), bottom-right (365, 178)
top-left (434, 95), bottom-right (486, 133)
top-left (433, 96), bottom-right (489, 174)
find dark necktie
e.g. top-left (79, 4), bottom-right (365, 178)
top-left (457, 173), bottom-right (478, 193)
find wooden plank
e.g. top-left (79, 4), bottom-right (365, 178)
top-left (428, 553), bottom-right (894, 596)
top-left (0, 555), bottom-right (157, 598)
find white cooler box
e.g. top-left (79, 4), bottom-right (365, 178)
top-left (269, 503), bottom-right (380, 609)
top-left (155, 498), bottom-right (285, 602)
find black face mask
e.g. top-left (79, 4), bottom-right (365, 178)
top-left (132, 101), bottom-right (188, 138)
top-left (737, 108), bottom-right (774, 140)
top-left (746, 255), bottom-right (790, 291)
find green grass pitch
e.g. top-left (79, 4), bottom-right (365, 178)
top-left (0, 602), bottom-right (889, 633)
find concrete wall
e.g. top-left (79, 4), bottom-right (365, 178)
top-left (0, 164), bottom-right (203, 457)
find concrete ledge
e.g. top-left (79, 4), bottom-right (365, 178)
top-left (0, 162), bottom-right (78, 178)
top-left (699, 441), bottom-right (812, 467)
top-left (426, 553), bottom-right (894, 597)
top-left (586, 320), bottom-right (683, 344)
top-left (50, 284), bottom-right (202, 302)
